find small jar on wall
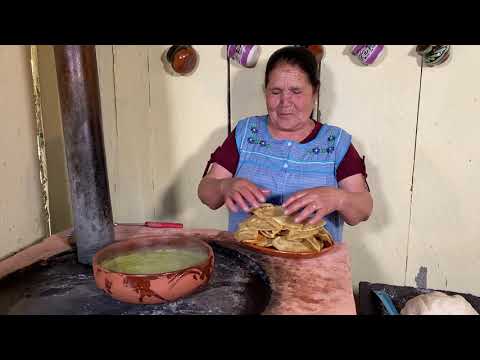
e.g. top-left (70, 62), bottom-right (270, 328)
top-left (166, 45), bottom-right (199, 75)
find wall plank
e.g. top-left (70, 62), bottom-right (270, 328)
top-left (109, 46), bottom-right (154, 222)
top-left (406, 45), bottom-right (480, 294)
top-left (37, 45), bottom-right (72, 233)
top-left (318, 45), bottom-right (420, 291)
top-left (0, 46), bottom-right (46, 259)
top-left (99, 46), bottom-right (229, 229)
top-left (96, 45), bottom-right (119, 221)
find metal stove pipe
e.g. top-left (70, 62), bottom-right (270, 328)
top-left (54, 45), bottom-right (114, 265)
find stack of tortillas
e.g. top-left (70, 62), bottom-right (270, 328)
top-left (234, 203), bottom-right (333, 253)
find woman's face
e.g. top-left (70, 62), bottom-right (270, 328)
top-left (265, 63), bottom-right (317, 132)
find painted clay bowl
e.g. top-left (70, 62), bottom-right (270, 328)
top-left (93, 235), bottom-right (214, 304)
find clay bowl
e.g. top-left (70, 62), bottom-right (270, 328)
top-left (93, 235), bottom-right (214, 304)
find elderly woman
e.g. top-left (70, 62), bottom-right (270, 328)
top-left (198, 46), bottom-right (372, 242)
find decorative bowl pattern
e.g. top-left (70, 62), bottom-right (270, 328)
top-left (93, 235), bottom-right (214, 304)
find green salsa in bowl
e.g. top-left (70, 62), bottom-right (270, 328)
top-left (93, 234), bottom-right (214, 304)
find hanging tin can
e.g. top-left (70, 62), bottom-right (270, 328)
top-left (416, 45), bottom-right (450, 67)
top-left (227, 45), bottom-right (261, 68)
top-left (351, 45), bottom-right (384, 65)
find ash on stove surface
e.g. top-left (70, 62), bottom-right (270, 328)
top-left (0, 242), bottom-right (272, 315)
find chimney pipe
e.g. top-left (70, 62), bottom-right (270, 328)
top-left (54, 45), bottom-right (114, 265)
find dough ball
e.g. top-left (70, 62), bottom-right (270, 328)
top-left (400, 291), bottom-right (478, 315)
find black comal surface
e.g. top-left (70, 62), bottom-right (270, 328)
top-left (0, 242), bottom-right (271, 315)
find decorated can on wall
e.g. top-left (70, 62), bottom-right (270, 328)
top-left (227, 45), bottom-right (261, 68)
top-left (416, 45), bottom-right (450, 66)
top-left (351, 45), bottom-right (384, 65)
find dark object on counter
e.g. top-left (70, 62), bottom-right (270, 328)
top-left (54, 46), bottom-right (114, 266)
top-left (0, 242), bottom-right (271, 315)
top-left (166, 45), bottom-right (198, 75)
top-left (358, 281), bottom-right (480, 315)
top-left (372, 290), bottom-right (399, 315)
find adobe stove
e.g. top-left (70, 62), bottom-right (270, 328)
top-left (0, 46), bottom-right (271, 315)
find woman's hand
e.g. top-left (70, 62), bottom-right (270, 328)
top-left (220, 178), bottom-right (271, 213)
top-left (282, 187), bottom-right (344, 225)
top-left (282, 174), bottom-right (373, 226)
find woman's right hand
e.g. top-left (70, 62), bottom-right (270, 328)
top-left (220, 178), bottom-right (271, 213)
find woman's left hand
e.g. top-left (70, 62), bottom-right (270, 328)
top-left (282, 187), bottom-right (344, 225)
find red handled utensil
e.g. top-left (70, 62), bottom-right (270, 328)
top-left (114, 221), bottom-right (183, 229)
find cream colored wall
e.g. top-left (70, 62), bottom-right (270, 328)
top-left (405, 45), bottom-right (480, 294)
top-left (319, 46), bottom-right (420, 293)
top-left (96, 46), bottom-right (229, 229)
top-left (38, 45), bottom-right (480, 296)
top-left (0, 46), bottom-right (47, 260)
